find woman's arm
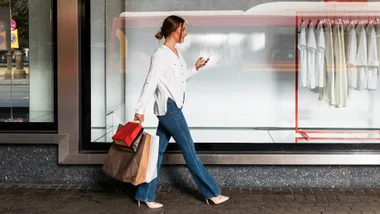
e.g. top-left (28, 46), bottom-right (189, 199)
top-left (135, 54), bottom-right (166, 114)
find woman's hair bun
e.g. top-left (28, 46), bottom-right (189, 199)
top-left (155, 31), bottom-right (163, 40)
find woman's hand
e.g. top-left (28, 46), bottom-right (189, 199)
top-left (134, 113), bottom-right (144, 123)
top-left (195, 57), bottom-right (209, 70)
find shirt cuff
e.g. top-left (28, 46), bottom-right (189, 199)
top-left (191, 65), bottom-right (198, 75)
top-left (135, 107), bottom-right (145, 115)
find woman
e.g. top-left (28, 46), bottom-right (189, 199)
top-left (133, 15), bottom-right (229, 209)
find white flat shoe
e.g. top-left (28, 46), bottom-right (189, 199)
top-left (205, 195), bottom-right (229, 205)
top-left (137, 200), bottom-right (163, 209)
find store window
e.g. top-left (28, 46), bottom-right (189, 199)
top-left (81, 0), bottom-right (380, 152)
top-left (0, 0), bottom-right (56, 131)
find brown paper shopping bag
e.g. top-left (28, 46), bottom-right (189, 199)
top-left (132, 133), bottom-right (151, 185)
top-left (102, 132), bottom-right (152, 186)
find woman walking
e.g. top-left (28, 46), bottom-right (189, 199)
top-left (133, 15), bottom-right (229, 209)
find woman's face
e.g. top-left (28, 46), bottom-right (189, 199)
top-left (173, 22), bottom-right (187, 43)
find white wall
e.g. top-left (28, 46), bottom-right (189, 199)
top-left (91, 0), bottom-right (126, 128)
top-left (105, 0), bottom-right (126, 127)
top-left (90, 0), bottom-right (106, 128)
top-left (121, 17), bottom-right (380, 129)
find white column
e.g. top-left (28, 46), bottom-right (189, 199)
top-left (90, 0), bottom-right (106, 128)
top-left (28, 0), bottom-right (53, 122)
top-left (105, 0), bottom-right (126, 126)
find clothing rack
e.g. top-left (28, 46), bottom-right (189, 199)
top-left (295, 10), bottom-right (380, 142)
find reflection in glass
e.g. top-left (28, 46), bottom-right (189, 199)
top-left (89, 1), bottom-right (380, 144)
top-left (0, 0), bottom-right (54, 123)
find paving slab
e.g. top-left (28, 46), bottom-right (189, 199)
top-left (1, 183), bottom-right (380, 214)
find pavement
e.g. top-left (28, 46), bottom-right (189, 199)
top-left (1, 183), bottom-right (380, 214)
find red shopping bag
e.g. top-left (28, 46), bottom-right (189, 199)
top-left (112, 121), bottom-right (143, 147)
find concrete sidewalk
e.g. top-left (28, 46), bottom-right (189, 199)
top-left (1, 183), bottom-right (380, 214)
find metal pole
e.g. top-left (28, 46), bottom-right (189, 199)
top-left (9, 0), bottom-right (13, 121)
top-left (4, 0), bottom-right (12, 79)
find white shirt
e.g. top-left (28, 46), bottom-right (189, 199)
top-left (135, 45), bottom-right (198, 115)
top-left (376, 24), bottom-right (380, 77)
top-left (356, 23), bottom-right (368, 90)
top-left (345, 21), bottom-right (357, 89)
top-left (333, 23), bottom-right (348, 108)
top-left (307, 22), bottom-right (316, 89)
top-left (315, 21), bottom-right (325, 88)
top-left (298, 21), bottom-right (307, 87)
top-left (320, 22), bottom-right (335, 105)
top-left (366, 22), bottom-right (379, 90)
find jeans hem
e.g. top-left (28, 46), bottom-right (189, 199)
top-left (134, 196), bottom-right (154, 202)
top-left (204, 190), bottom-right (221, 200)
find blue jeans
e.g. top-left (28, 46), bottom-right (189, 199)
top-left (135, 98), bottom-right (221, 202)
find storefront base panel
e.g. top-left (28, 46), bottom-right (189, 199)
top-left (1, 145), bottom-right (380, 188)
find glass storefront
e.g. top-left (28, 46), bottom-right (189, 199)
top-left (2, 0), bottom-right (380, 165)
top-left (80, 0), bottom-right (380, 153)
top-left (0, 0), bottom-right (56, 131)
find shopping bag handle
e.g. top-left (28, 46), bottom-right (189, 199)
top-left (132, 119), bottom-right (142, 125)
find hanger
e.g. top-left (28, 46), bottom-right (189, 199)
top-left (307, 14), bottom-right (312, 27)
top-left (348, 11), bottom-right (352, 25)
top-left (365, 15), bottom-right (371, 28)
top-left (355, 10), bottom-right (360, 27)
top-left (315, 13), bottom-right (319, 26)
top-left (332, 10), bottom-right (337, 27)
top-left (299, 13), bottom-right (304, 25)
top-left (316, 12), bottom-right (323, 28)
top-left (343, 10), bottom-right (349, 26)
top-left (373, 12), bottom-right (379, 25)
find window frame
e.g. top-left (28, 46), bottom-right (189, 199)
top-left (79, 0), bottom-right (380, 157)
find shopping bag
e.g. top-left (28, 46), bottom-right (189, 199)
top-left (132, 133), bottom-right (152, 185)
top-left (113, 124), bottom-right (143, 152)
top-left (112, 121), bottom-right (143, 147)
top-left (102, 132), bottom-right (151, 186)
top-left (144, 134), bottom-right (159, 183)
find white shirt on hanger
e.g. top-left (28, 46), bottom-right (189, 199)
top-left (333, 22), bottom-right (348, 108)
top-left (366, 22), bottom-right (379, 90)
top-left (376, 24), bottom-right (380, 76)
top-left (315, 21), bottom-right (325, 88)
top-left (135, 45), bottom-right (198, 115)
top-left (320, 22), bottom-right (336, 105)
top-left (307, 22), bottom-right (317, 89)
top-left (298, 21), bottom-right (308, 87)
top-left (356, 23), bottom-right (368, 91)
top-left (345, 21), bottom-right (358, 89)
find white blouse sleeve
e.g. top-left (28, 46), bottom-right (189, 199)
top-left (135, 54), bottom-right (166, 114)
top-left (186, 66), bottom-right (198, 81)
